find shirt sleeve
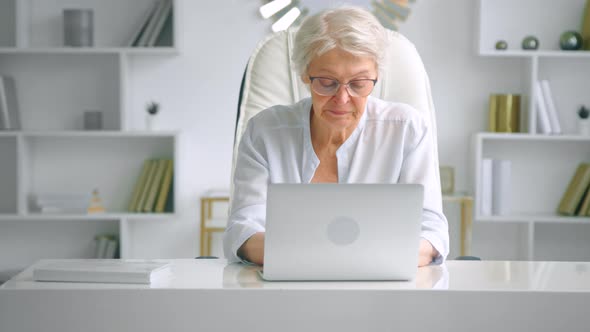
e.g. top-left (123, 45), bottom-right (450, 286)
top-left (223, 118), bottom-right (269, 263)
top-left (397, 118), bottom-right (449, 265)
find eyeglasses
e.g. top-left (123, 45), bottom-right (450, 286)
top-left (309, 76), bottom-right (378, 97)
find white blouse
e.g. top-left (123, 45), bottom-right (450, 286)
top-left (223, 96), bottom-right (449, 264)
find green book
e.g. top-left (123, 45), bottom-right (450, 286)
top-left (582, 0), bottom-right (590, 50)
top-left (135, 160), bottom-right (157, 213)
top-left (155, 159), bottom-right (173, 213)
top-left (577, 183), bottom-right (590, 216)
top-left (127, 160), bottom-right (152, 212)
top-left (558, 163), bottom-right (590, 215)
top-left (143, 159), bottom-right (167, 212)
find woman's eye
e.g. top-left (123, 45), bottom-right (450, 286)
top-left (350, 81), bottom-right (368, 89)
top-left (318, 79), bottom-right (338, 88)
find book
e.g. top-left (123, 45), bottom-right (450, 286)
top-left (154, 8), bottom-right (173, 47)
top-left (137, 0), bottom-right (167, 47)
top-left (577, 183), bottom-right (590, 216)
top-left (143, 159), bottom-right (167, 212)
top-left (94, 234), bottom-right (111, 258)
top-left (534, 81), bottom-right (552, 134)
top-left (155, 159), bottom-right (173, 213)
top-left (480, 159), bottom-right (493, 216)
top-left (491, 159), bottom-right (511, 216)
top-left (128, 160), bottom-right (152, 212)
top-left (135, 160), bottom-right (157, 212)
top-left (582, 0), bottom-right (590, 50)
top-left (146, 0), bottom-right (172, 47)
top-left (0, 76), bottom-right (21, 130)
top-left (33, 260), bottom-right (171, 284)
top-left (127, 0), bottom-right (161, 47)
top-left (540, 80), bottom-right (561, 135)
top-left (558, 163), bottom-right (590, 215)
top-left (104, 238), bottom-right (118, 259)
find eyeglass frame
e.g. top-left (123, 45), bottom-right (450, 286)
top-left (308, 76), bottom-right (378, 97)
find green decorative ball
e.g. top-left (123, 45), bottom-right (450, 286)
top-left (559, 31), bottom-right (583, 50)
top-left (495, 40), bottom-right (508, 50)
top-left (522, 36), bottom-right (539, 50)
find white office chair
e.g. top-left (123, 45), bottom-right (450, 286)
top-left (232, 28), bottom-right (441, 193)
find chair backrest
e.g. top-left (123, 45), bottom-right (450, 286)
top-left (232, 29), bottom-right (440, 190)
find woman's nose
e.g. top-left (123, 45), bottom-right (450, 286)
top-left (332, 84), bottom-right (351, 104)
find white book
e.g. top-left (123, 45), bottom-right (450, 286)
top-left (534, 81), bottom-right (552, 134)
top-left (492, 159), bottom-right (511, 216)
top-left (540, 80), bottom-right (562, 135)
top-left (39, 206), bottom-right (88, 214)
top-left (480, 159), bottom-right (493, 216)
top-left (33, 260), bottom-right (171, 284)
top-left (146, 0), bottom-right (172, 47)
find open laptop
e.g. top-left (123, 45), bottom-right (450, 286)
top-left (260, 183), bottom-right (424, 281)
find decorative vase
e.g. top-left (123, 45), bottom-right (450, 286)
top-left (559, 31), bottom-right (583, 50)
top-left (146, 114), bottom-right (157, 130)
top-left (63, 9), bottom-right (94, 47)
top-left (579, 119), bottom-right (590, 136)
top-left (522, 36), bottom-right (539, 50)
top-left (495, 40), bottom-right (508, 50)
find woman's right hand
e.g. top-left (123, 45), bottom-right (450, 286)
top-left (237, 232), bottom-right (265, 265)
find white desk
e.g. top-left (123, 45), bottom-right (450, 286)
top-left (1, 259), bottom-right (589, 332)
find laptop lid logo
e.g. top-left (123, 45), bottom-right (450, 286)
top-left (326, 217), bottom-right (360, 246)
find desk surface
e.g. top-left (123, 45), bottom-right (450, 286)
top-left (2, 259), bottom-right (590, 332)
top-left (3, 259), bottom-right (590, 292)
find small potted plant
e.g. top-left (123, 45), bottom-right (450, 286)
top-left (145, 101), bottom-right (160, 131)
top-left (578, 105), bottom-right (589, 136)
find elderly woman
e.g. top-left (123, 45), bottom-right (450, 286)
top-left (223, 6), bottom-right (449, 267)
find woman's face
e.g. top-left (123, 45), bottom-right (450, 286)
top-left (304, 48), bottom-right (377, 132)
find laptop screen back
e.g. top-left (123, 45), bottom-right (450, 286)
top-left (262, 183), bottom-right (423, 281)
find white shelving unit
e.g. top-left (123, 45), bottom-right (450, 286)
top-left (474, 0), bottom-right (590, 261)
top-left (0, 0), bottom-right (179, 279)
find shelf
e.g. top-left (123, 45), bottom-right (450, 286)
top-left (479, 50), bottom-right (590, 58)
top-left (5, 130), bottom-right (178, 138)
top-left (0, 47), bottom-right (178, 55)
top-left (0, 213), bottom-right (176, 221)
top-left (25, 130), bottom-right (179, 137)
top-left (0, 131), bottom-right (19, 137)
top-left (476, 214), bottom-right (590, 223)
top-left (476, 133), bottom-right (590, 142)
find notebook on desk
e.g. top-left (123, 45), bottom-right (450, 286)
top-left (259, 183), bottom-right (423, 281)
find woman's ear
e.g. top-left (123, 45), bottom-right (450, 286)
top-left (301, 73), bottom-right (310, 84)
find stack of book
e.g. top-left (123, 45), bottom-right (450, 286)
top-left (33, 192), bottom-right (92, 214)
top-left (534, 80), bottom-right (562, 135)
top-left (0, 75), bottom-right (21, 130)
top-left (127, 0), bottom-right (173, 47)
top-left (128, 158), bottom-right (174, 213)
top-left (558, 163), bottom-right (590, 216)
top-left (33, 259), bottom-right (171, 284)
top-left (488, 94), bottom-right (521, 133)
top-left (480, 159), bottom-right (512, 216)
top-left (95, 234), bottom-right (118, 259)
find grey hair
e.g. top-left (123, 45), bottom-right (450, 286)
top-left (291, 6), bottom-right (389, 78)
